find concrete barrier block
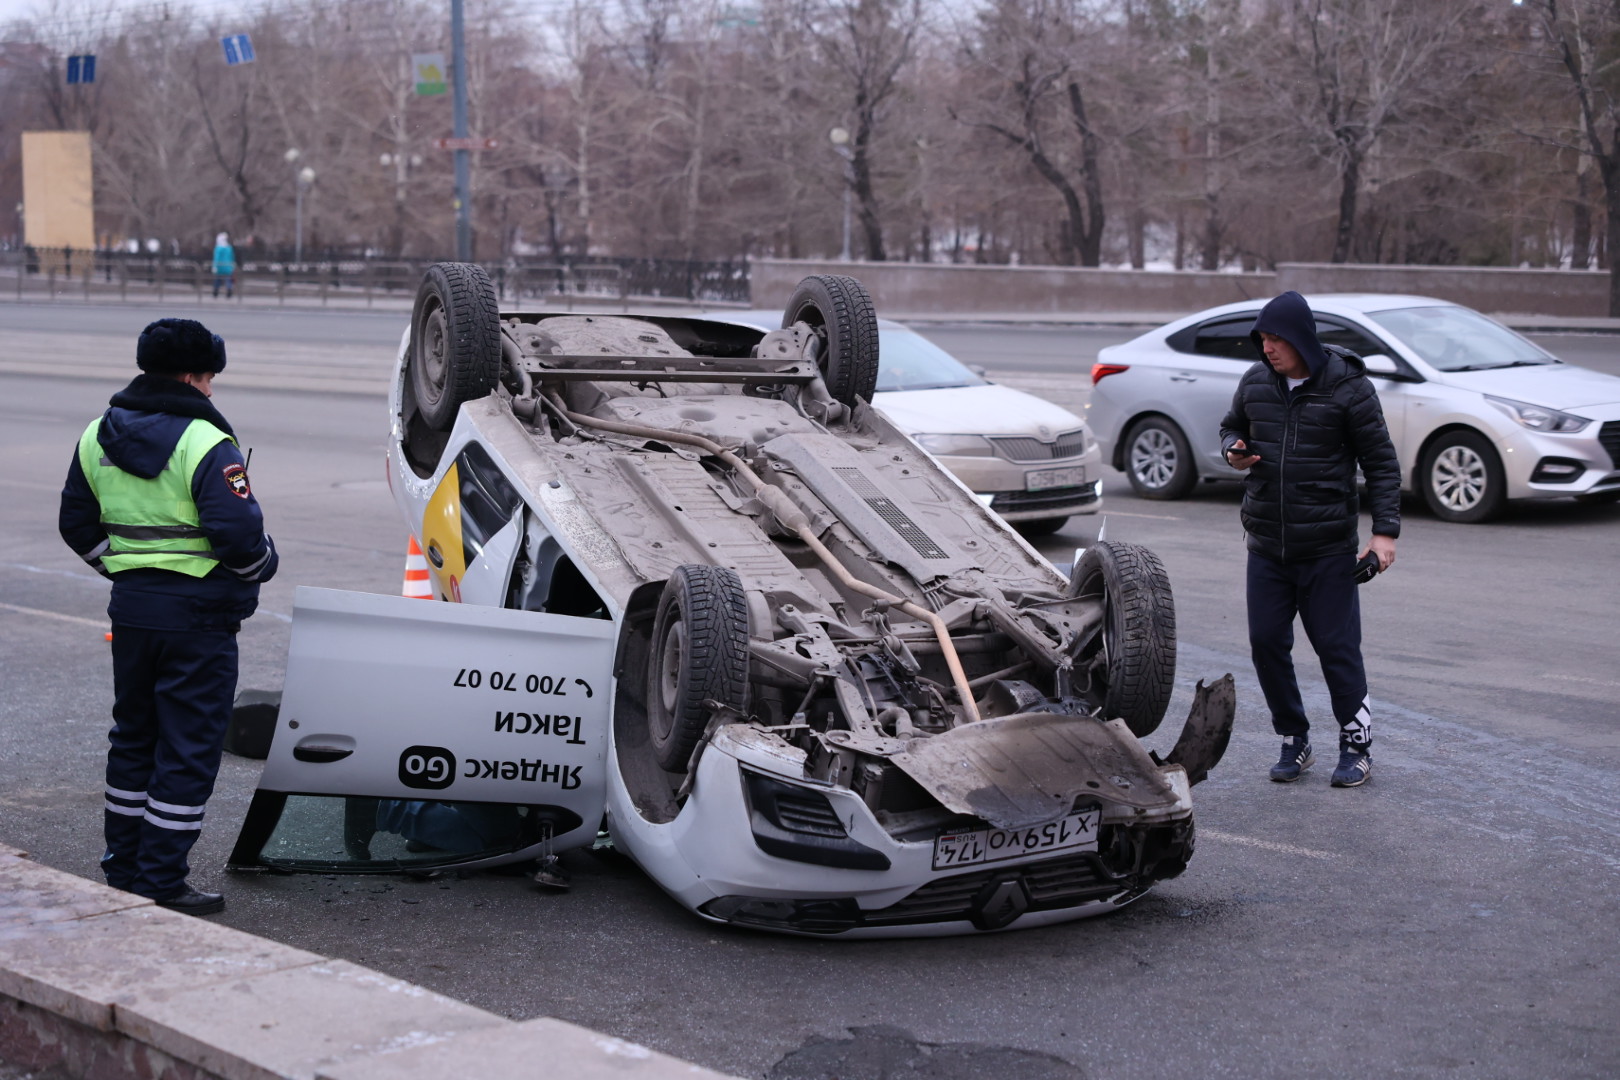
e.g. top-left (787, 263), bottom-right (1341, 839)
top-left (113, 959), bottom-right (508, 1080)
top-left (0, 855), bottom-right (152, 933)
top-left (317, 1016), bottom-right (738, 1080)
top-left (0, 905), bottom-right (323, 1031)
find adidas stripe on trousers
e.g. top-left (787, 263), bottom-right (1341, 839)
top-left (103, 625), bottom-right (237, 900)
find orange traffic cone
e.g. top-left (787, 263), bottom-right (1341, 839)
top-left (403, 536), bottom-right (434, 599)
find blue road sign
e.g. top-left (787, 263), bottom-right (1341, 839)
top-left (66, 55), bottom-right (96, 84)
top-left (221, 33), bottom-right (255, 66)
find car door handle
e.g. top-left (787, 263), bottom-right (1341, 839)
top-left (1169, 373), bottom-right (1198, 383)
top-left (292, 734), bottom-right (357, 763)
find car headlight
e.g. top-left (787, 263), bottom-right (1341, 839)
top-left (913, 433), bottom-right (995, 456)
top-left (1484, 395), bottom-right (1590, 433)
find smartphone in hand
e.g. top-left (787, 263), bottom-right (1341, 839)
top-left (1227, 444), bottom-right (1256, 461)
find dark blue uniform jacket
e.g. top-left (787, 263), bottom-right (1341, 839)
top-left (59, 374), bottom-right (278, 631)
top-left (1218, 291), bottom-right (1401, 562)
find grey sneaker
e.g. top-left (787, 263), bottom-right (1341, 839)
top-left (1331, 745), bottom-right (1372, 787)
top-left (1269, 736), bottom-right (1314, 782)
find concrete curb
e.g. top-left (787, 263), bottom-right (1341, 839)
top-left (0, 844), bottom-right (734, 1080)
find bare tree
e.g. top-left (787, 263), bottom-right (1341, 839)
top-left (1267, 0), bottom-right (1481, 264)
top-left (1522, 0), bottom-right (1620, 310)
top-left (810, 0), bottom-right (924, 261)
top-left (953, 0), bottom-right (1107, 266)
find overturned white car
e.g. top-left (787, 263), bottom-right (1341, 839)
top-left (228, 265), bottom-right (1233, 936)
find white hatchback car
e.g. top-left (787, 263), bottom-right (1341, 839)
top-left (1089, 295), bottom-right (1620, 522)
top-left (725, 312), bottom-right (1103, 534)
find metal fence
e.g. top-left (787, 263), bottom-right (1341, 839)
top-left (0, 248), bottom-right (751, 307)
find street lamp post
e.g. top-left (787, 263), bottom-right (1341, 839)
top-left (829, 127), bottom-right (853, 262)
top-left (285, 149), bottom-right (316, 265)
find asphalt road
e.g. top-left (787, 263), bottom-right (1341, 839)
top-left (1, 303), bottom-right (1617, 1080)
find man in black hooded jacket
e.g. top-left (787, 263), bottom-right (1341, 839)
top-left (1219, 291), bottom-right (1399, 787)
top-left (59, 318), bottom-right (277, 914)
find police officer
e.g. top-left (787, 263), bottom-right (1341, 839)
top-left (60, 318), bottom-right (278, 914)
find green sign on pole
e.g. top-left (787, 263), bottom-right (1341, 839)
top-left (413, 52), bottom-right (447, 96)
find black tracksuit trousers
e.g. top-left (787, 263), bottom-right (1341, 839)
top-left (1246, 550), bottom-right (1371, 748)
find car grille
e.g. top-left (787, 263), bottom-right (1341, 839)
top-left (772, 789), bottom-right (847, 838)
top-left (988, 429), bottom-right (1088, 462)
top-left (864, 851), bottom-right (1121, 926)
top-left (990, 487), bottom-right (1100, 513)
top-left (1600, 421), bottom-right (1620, 470)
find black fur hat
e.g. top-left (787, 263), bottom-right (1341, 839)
top-left (135, 318), bottom-right (227, 375)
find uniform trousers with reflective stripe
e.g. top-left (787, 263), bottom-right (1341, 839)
top-left (1246, 550), bottom-right (1372, 748)
top-left (103, 625), bottom-right (237, 900)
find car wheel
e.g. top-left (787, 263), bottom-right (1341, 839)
top-left (1015, 516), bottom-right (1069, 537)
top-left (409, 262), bottom-right (501, 432)
top-left (1124, 417), bottom-right (1198, 500)
top-left (782, 274), bottom-right (879, 410)
top-left (647, 565), bottom-right (751, 772)
top-left (1067, 541), bottom-right (1176, 737)
top-left (1422, 430), bottom-right (1505, 523)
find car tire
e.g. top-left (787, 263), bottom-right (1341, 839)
top-left (1421, 429), bottom-right (1505, 523)
top-left (1124, 417), bottom-right (1198, 500)
top-left (1067, 540), bottom-right (1176, 738)
top-left (1015, 516), bottom-right (1070, 537)
top-left (410, 262), bottom-right (502, 432)
top-left (782, 274), bottom-right (879, 410)
top-left (647, 565), bottom-right (751, 773)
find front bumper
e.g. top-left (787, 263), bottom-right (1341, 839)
top-left (1497, 412), bottom-right (1620, 500)
top-left (607, 726), bottom-right (1194, 938)
top-left (936, 446), bottom-right (1106, 521)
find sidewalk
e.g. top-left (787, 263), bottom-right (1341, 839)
top-left (0, 842), bottom-right (734, 1080)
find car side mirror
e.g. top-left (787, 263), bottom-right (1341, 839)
top-left (1361, 353), bottom-right (1399, 376)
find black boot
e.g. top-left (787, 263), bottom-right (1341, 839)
top-left (155, 884), bottom-right (225, 915)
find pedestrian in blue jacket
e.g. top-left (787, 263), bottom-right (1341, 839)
top-left (59, 318), bottom-right (277, 914)
top-left (211, 233), bottom-right (235, 299)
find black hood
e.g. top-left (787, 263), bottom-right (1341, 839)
top-left (1249, 291), bottom-right (1328, 376)
top-left (97, 374), bottom-right (236, 479)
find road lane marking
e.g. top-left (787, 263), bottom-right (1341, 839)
top-left (1543, 673), bottom-right (1620, 691)
top-left (1200, 828), bottom-right (1335, 860)
top-left (0, 601), bottom-right (105, 629)
top-left (1100, 510), bottom-right (1182, 521)
top-left (4, 562), bottom-right (106, 583)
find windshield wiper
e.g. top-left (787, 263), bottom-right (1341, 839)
top-left (1447, 360), bottom-right (1551, 372)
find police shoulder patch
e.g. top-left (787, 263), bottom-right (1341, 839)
top-left (223, 463), bottom-right (251, 498)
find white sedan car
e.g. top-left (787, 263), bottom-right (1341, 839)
top-left (1088, 294), bottom-right (1620, 522)
top-left (725, 312), bottom-right (1103, 534)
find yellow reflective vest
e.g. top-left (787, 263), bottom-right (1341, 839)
top-left (76, 418), bottom-right (234, 578)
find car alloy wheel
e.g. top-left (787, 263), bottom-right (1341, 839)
top-left (1432, 445), bottom-right (1487, 511)
top-left (1124, 417), bottom-right (1196, 500)
top-left (1423, 429), bottom-right (1505, 523)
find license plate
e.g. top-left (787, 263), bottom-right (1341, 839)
top-left (932, 808), bottom-right (1100, 871)
top-left (1026, 466), bottom-right (1086, 492)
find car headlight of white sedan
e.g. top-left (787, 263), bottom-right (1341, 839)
top-left (1485, 395), bottom-right (1591, 433)
top-left (913, 433), bottom-right (996, 456)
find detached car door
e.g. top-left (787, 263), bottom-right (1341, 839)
top-left (228, 586), bottom-right (615, 874)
